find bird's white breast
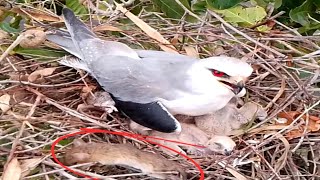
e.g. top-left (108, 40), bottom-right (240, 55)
top-left (160, 92), bottom-right (234, 116)
top-left (160, 64), bottom-right (235, 116)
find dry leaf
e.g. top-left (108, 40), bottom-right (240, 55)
top-left (0, 29), bottom-right (9, 40)
top-left (11, 7), bottom-right (61, 22)
top-left (20, 29), bottom-right (46, 48)
top-left (0, 94), bottom-right (11, 112)
top-left (2, 158), bottom-right (22, 180)
top-left (218, 162), bottom-right (247, 180)
top-left (183, 46), bottom-right (199, 58)
top-left (20, 157), bottom-right (43, 177)
top-left (93, 24), bottom-right (123, 32)
top-left (277, 111), bottom-right (320, 139)
top-left (115, 3), bottom-right (178, 54)
top-left (28, 67), bottom-right (57, 82)
top-left (80, 85), bottom-right (96, 99)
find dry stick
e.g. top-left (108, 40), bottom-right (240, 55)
top-left (115, 2), bottom-right (178, 53)
top-left (241, 139), bottom-right (282, 180)
top-left (220, 23), bottom-right (284, 79)
top-left (26, 95), bottom-right (42, 119)
top-left (0, 34), bottom-right (26, 62)
top-left (256, 99), bottom-right (320, 150)
top-left (25, 87), bottom-right (115, 130)
top-left (265, 78), bottom-right (286, 109)
top-left (3, 121), bottom-right (27, 171)
top-left (0, 73), bottom-right (88, 87)
top-left (207, 10), bottom-right (286, 58)
top-left (291, 105), bottom-right (310, 153)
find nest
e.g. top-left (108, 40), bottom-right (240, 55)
top-left (0, 1), bottom-right (319, 180)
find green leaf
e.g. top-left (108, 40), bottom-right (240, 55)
top-left (257, 25), bottom-right (272, 32)
top-left (298, 23), bottom-right (320, 34)
top-left (14, 47), bottom-right (67, 60)
top-left (274, 0), bottom-right (282, 9)
top-left (0, 22), bottom-right (20, 33)
top-left (313, 0), bottom-right (320, 9)
top-left (207, 0), bottom-right (243, 10)
top-left (214, 6), bottom-right (267, 27)
top-left (151, 0), bottom-right (191, 19)
top-left (251, 0), bottom-right (267, 8)
top-left (192, 0), bottom-right (207, 12)
top-left (59, 139), bottom-right (73, 146)
top-left (66, 0), bottom-right (88, 15)
top-left (278, 0), bottom-right (305, 13)
top-left (289, 0), bottom-right (320, 26)
top-left (10, 16), bottom-right (23, 29)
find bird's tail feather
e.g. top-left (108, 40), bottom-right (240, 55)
top-left (62, 8), bottom-right (96, 42)
top-left (46, 32), bottom-right (83, 59)
top-left (60, 56), bottom-right (91, 73)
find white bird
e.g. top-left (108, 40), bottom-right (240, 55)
top-left (46, 8), bottom-right (253, 133)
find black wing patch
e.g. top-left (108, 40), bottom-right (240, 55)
top-left (111, 95), bottom-right (181, 133)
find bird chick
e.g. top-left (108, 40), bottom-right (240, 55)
top-left (64, 139), bottom-right (186, 180)
top-left (195, 102), bottom-right (267, 136)
top-left (130, 121), bottom-right (236, 156)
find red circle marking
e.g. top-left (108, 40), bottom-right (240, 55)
top-left (51, 128), bottom-right (205, 180)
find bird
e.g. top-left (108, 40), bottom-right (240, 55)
top-left (46, 8), bottom-right (253, 133)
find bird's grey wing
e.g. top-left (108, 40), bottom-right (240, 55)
top-left (112, 98), bottom-right (181, 133)
top-left (135, 50), bottom-right (196, 61)
top-left (89, 55), bottom-right (194, 103)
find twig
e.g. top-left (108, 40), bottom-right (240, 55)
top-left (0, 73), bottom-right (88, 87)
top-left (3, 121), bottom-right (27, 171)
top-left (207, 10), bottom-right (286, 58)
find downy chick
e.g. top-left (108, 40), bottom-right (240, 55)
top-left (130, 121), bottom-right (236, 156)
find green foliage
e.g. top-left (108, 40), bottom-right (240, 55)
top-left (66, 0), bottom-right (88, 15)
top-left (0, 22), bottom-right (20, 33)
top-left (289, 0), bottom-right (320, 26)
top-left (289, 0), bottom-right (320, 33)
top-left (214, 6), bottom-right (267, 27)
top-left (252, 0), bottom-right (320, 34)
top-left (151, 0), bottom-right (191, 19)
top-left (252, 0), bottom-right (282, 9)
top-left (14, 47), bottom-right (67, 60)
top-left (191, 0), bottom-right (207, 12)
top-left (207, 0), bottom-right (243, 10)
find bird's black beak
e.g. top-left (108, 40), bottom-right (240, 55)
top-left (232, 81), bottom-right (244, 95)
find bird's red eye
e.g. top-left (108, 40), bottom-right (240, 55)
top-left (212, 70), bottom-right (224, 77)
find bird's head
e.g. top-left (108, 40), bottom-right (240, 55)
top-left (196, 56), bottom-right (253, 96)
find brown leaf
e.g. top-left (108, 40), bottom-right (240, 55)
top-left (81, 85), bottom-right (96, 99)
top-left (277, 111), bottom-right (320, 139)
top-left (2, 158), bottom-right (22, 180)
top-left (183, 46), bottom-right (199, 58)
top-left (20, 29), bottom-right (46, 48)
top-left (11, 7), bottom-right (61, 22)
top-left (115, 3), bottom-right (178, 54)
top-left (93, 24), bottom-right (123, 32)
top-left (20, 157), bottom-right (43, 177)
top-left (0, 94), bottom-right (11, 112)
top-left (28, 67), bottom-right (57, 82)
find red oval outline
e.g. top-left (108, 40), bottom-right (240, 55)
top-left (51, 128), bottom-right (205, 180)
